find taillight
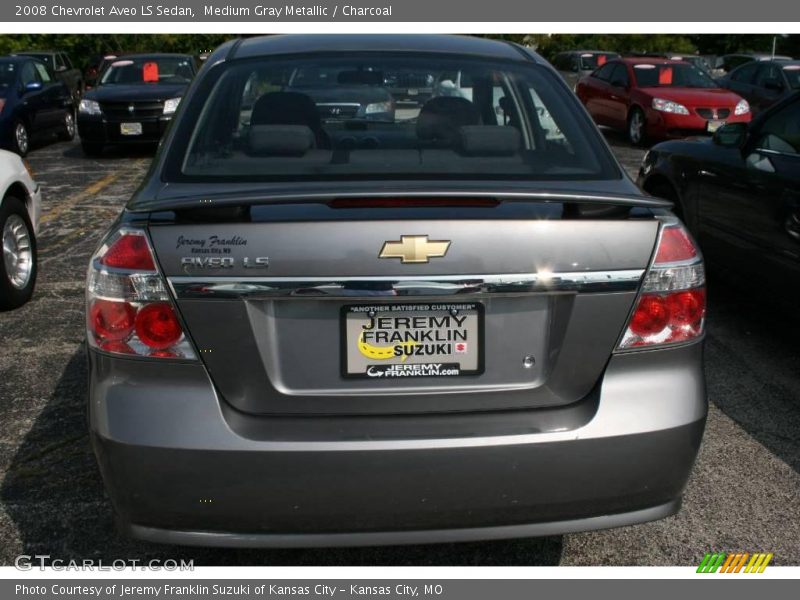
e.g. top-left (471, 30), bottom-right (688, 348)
top-left (616, 221), bottom-right (706, 350)
top-left (86, 229), bottom-right (196, 359)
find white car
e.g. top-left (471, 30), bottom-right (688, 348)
top-left (0, 149), bottom-right (40, 309)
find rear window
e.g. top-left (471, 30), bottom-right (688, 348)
top-left (173, 54), bottom-right (618, 182)
top-left (100, 56), bottom-right (194, 86)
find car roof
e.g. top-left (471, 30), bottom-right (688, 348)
top-left (561, 50), bottom-right (619, 55)
top-left (620, 57), bottom-right (687, 66)
top-left (17, 51), bottom-right (59, 55)
top-left (0, 55), bottom-right (40, 64)
top-left (228, 34), bottom-right (541, 64)
top-left (109, 53), bottom-right (194, 60)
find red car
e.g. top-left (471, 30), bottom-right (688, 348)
top-left (576, 58), bottom-right (752, 144)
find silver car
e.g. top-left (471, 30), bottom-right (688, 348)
top-left (87, 35), bottom-right (707, 548)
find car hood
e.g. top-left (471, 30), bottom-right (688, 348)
top-left (639, 87), bottom-right (743, 107)
top-left (84, 83), bottom-right (187, 102)
top-left (286, 85), bottom-right (391, 105)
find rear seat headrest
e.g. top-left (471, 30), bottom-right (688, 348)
top-left (417, 96), bottom-right (480, 142)
top-left (248, 125), bottom-right (315, 156)
top-left (458, 125), bottom-right (521, 156)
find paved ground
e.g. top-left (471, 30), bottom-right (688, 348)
top-left (0, 131), bottom-right (798, 566)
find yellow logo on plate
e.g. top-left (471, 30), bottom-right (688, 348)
top-left (358, 330), bottom-right (418, 361)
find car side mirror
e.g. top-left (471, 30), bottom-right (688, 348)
top-left (56, 65), bottom-right (67, 73)
top-left (611, 79), bottom-right (627, 89)
top-left (764, 78), bottom-right (783, 92)
top-left (712, 122), bottom-right (748, 148)
top-left (22, 81), bottom-right (43, 93)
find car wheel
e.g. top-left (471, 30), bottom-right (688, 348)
top-left (0, 196), bottom-right (37, 310)
top-left (12, 120), bottom-right (29, 156)
top-left (81, 141), bottom-right (104, 156)
top-left (627, 108), bottom-right (646, 146)
top-left (59, 109), bottom-right (76, 141)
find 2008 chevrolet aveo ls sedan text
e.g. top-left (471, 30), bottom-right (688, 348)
top-left (87, 35), bottom-right (708, 547)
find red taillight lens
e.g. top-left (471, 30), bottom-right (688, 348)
top-left (654, 226), bottom-right (697, 264)
top-left (99, 233), bottom-right (156, 271)
top-left (618, 222), bottom-right (705, 350)
top-left (89, 299), bottom-right (135, 342)
top-left (666, 289), bottom-right (706, 327)
top-left (135, 303), bottom-right (183, 350)
top-left (629, 294), bottom-right (669, 336)
top-left (87, 229), bottom-right (195, 360)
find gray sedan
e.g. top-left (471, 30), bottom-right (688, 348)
top-left (86, 35), bottom-right (707, 548)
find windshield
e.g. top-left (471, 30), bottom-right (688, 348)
top-left (784, 65), bottom-right (800, 89)
top-left (0, 62), bottom-right (16, 88)
top-left (633, 63), bottom-right (718, 88)
top-left (579, 53), bottom-right (615, 70)
top-left (100, 56), bottom-right (194, 86)
top-left (175, 55), bottom-right (617, 182)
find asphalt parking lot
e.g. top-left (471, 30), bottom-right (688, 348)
top-left (0, 131), bottom-right (798, 567)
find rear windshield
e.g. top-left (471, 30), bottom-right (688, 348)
top-left (174, 54), bottom-right (618, 183)
top-left (100, 56), bottom-right (194, 86)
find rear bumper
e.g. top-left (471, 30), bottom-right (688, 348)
top-left (89, 342), bottom-right (707, 546)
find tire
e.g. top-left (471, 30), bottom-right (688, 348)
top-left (0, 196), bottom-right (37, 310)
top-left (12, 120), bottom-right (29, 157)
top-left (81, 141), bottom-right (103, 156)
top-left (627, 107), bottom-right (647, 146)
top-left (58, 109), bottom-right (76, 142)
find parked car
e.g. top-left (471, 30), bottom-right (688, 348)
top-left (711, 53), bottom-right (793, 79)
top-left (77, 53), bottom-right (197, 155)
top-left (551, 50), bottom-right (620, 89)
top-left (638, 91), bottom-right (800, 298)
top-left (0, 55), bottom-right (76, 156)
top-left (720, 60), bottom-right (800, 115)
top-left (383, 69), bottom-right (436, 105)
top-left (16, 50), bottom-right (83, 103)
top-left (84, 53), bottom-right (122, 90)
top-left (87, 34), bottom-right (707, 547)
top-left (577, 57), bottom-right (751, 145)
top-left (285, 66), bottom-right (396, 122)
top-left (0, 148), bottom-right (40, 309)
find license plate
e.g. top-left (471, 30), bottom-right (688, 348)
top-left (407, 88), bottom-right (419, 95)
top-left (120, 122), bottom-right (142, 136)
top-left (706, 120), bottom-right (726, 133)
top-left (341, 303), bottom-right (484, 378)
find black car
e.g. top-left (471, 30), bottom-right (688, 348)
top-left (77, 53), bottom-right (196, 155)
top-left (721, 60), bottom-right (800, 115)
top-left (285, 66), bottom-right (395, 121)
top-left (550, 50), bottom-right (620, 89)
top-left (638, 91), bottom-right (800, 296)
top-left (711, 52), bottom-right (793, 79)
top-left (16, 50), bottom-right (83, 103)
top-left (0, 55), bottom-right (75, 156)
top-left (84, 53), bottom-right (124, 90)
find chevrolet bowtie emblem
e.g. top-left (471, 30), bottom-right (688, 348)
top-left (379, 235), bottom-right (451, 264)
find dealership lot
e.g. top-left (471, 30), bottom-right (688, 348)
top-left (0, 134), bottom-right (798, 566)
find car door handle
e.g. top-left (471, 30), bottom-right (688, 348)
top-left (698, 169), bottom-right (717, 177)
